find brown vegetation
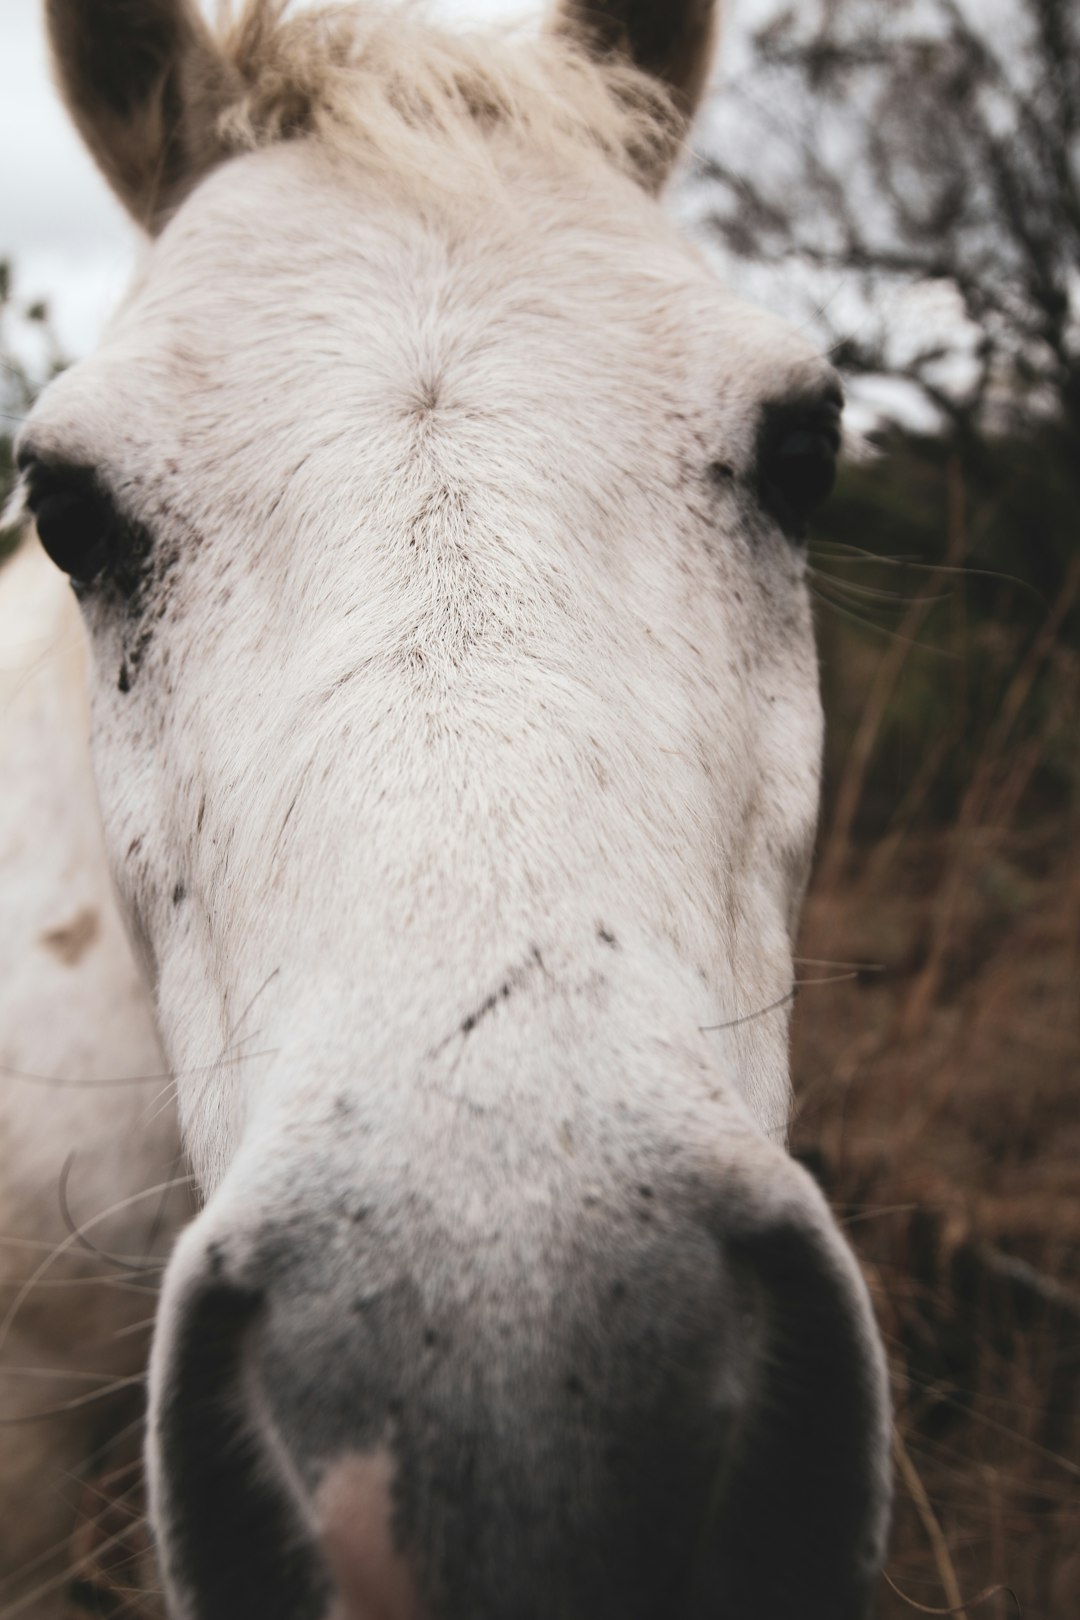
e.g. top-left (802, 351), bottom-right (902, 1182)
top-left (792, 447), bottom-right (1079, 1617)
top-left (795, 818), bottom-right (1078, 1619)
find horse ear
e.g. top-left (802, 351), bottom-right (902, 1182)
top-left (45, 0), bottom-right (239, 232)
top-left (551, 0), bottom-right (721, 185)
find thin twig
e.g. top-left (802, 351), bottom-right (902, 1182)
top-left (893, 1426), bottom-right (968, 1618)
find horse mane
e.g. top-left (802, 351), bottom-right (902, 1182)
top-left (209, 0), bottom-right (680, 195)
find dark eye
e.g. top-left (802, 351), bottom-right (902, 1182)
top-left (758, 388), bottom-right (843, 540)
top-left (20, 457), bottom-right (121, 585)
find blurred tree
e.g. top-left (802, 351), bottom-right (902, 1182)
top-left (1, 259), bottom-right (65, 563)
top-left (693, 0), bottom-right (1080, 443)
top-left (687, 2), bottom-right (1080, 839)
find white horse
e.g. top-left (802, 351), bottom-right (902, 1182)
top-left (1, 2), bottom-right (891, 1616)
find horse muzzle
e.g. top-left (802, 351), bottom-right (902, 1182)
top-left (147, 1138), bottom-right (891, 1620)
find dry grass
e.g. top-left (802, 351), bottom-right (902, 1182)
top-left (793, 810), bottom-right (1079, 1620)
top-left (60, 1455), bottom-right (161, 1620)
top-left (792, 501), bottom-right (1080, 1617)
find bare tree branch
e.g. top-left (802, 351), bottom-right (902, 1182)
top-left (691, 0), bottom-right (1080, 440)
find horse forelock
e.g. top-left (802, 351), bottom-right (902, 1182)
top-left (210, 0), bottom-right (681, 197)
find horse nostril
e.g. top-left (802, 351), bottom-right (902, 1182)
top-left (150, 1263), bottom-right (333, 1620)
top-left (688, 1196), bottom-right (891, 1620)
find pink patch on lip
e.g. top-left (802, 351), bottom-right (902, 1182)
top-left (317, 1450), bottom-right (427, 1620)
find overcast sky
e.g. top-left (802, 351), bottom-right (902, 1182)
top-left (2, 0), bottom-right (131, 354)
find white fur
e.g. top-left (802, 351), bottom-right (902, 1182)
top-left (2, 4), bottom-right (889, 1609)
top-left (22, 140), bottom-right (829, 1195)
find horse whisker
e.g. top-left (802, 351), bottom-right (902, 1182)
top-left (0, 1513), bottom-right (151, 1620)
top-left (811, 540), bottom-right (1050, 609)
top-left (0, 1177), bottom-right (193, 1352)
top-left (0, 1367), bottom-right (140, 1385)
top-left (0, 1373), bottom-right (144, 1426)
top-left (58, 1155), bottom-right (166, 1274)
top-left (110, 1315), bottom-right (159, 1341)
top-left (0, 1478), bottom-right (144, 1598)
top-left (811, 580), bottom-right (960, 656)
top-left (810, 567), bottom-right (952, 608)
top-left (793, 956), bottom-right (885, 972)
top-left (0, 1274), bottom-right (162, 1295)
top-left (68, 1415), bottom-right (148, 1488)
top-left (699, 973), bottom-right (859, 1034)
top-left (699, 989), bottom-right (796, 1033)
top-left (0, 1047), bottom-right (276, 1089)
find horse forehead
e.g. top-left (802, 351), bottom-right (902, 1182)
top-left (101, 143), bottom-right (816, 439)
top-left (25, 142), bottom-right (829, 521)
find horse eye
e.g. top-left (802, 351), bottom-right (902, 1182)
top-left (758, 391), bottom-right (843, 540)
top-left (22, 461), bottom-right (116, 583)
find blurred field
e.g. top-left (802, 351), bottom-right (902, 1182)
top-left (792, 436), bottom-right (1079, 1619)
top-left (795, 826), bottom-right (1078, 1618)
